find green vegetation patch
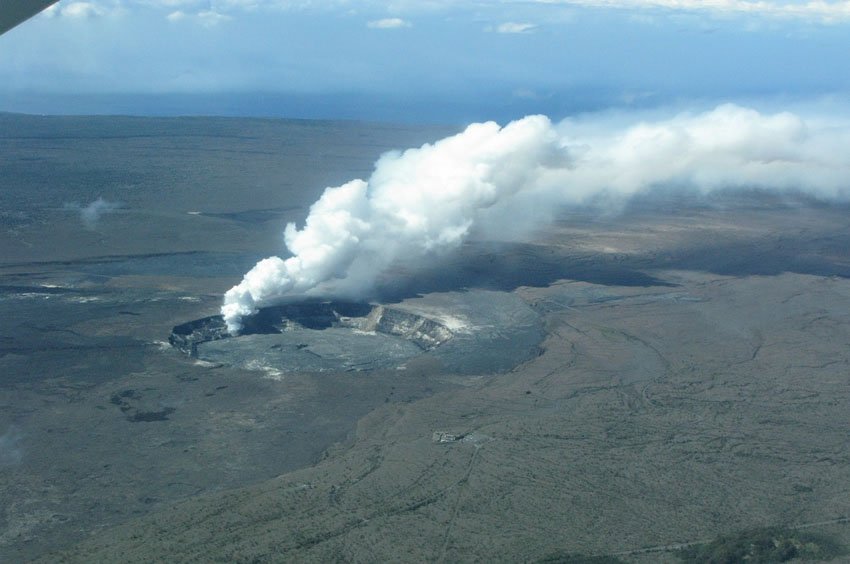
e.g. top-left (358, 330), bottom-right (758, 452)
top-left (676, 526), bottom-right (845, 563)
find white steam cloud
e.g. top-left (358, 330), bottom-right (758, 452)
top-left (222, 104), bottom-right (850, 332)
top-left (78, 197), bottom-right (122, 229)
top-left (0, 427), bottom-right (22, 466)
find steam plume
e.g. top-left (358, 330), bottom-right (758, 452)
top-left (222, 104), bottom-right (850, 332)
top-left (65, 197), bottom-right (123, 229)
top-left (0, 427), bottom-right (22, 466)
top-left (81, 197), bottom-right (122, 228)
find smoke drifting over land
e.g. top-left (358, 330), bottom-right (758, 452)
top-left (221, 104), bottom-right (850, 332)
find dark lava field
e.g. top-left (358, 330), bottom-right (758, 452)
top-left (3, 113), bottom-right (850, 562)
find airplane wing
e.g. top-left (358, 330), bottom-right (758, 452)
top-left (1, 0), bottom-right (59, 36)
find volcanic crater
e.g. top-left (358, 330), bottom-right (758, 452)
top-left (170, 301), bottom-right (456, 373)
top-left (170, 291), bottom-right (544, 375)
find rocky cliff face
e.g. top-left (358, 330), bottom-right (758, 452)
top-left (362, 306), bottom-right (454, 350)
top-left (169, 301), bottom-right (453, 357)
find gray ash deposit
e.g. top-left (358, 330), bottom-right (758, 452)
top-left (170, 291), bottom-right (544, 375)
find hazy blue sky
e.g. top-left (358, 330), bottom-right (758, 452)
top-left (1, 1), bottom-right (850, 122)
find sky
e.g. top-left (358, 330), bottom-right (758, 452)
top-left (1, 0), bottom-right (850, 122)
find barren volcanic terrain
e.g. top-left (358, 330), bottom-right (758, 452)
top-left (2, 114), bottom-right (850, 562)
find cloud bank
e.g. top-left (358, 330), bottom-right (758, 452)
top-left (367, 17), bottom-right (411, 28)
top-left (167, 8), bottom-right (230, 25)
top-left (221, 104), bottom-right (850, 332)
top-left (42, 2), bottom-right (99, 18)
top-left (34, 0), bottom-right (850, 23)
top-left (532, 0), bottom-right (850, 22)
top-left (495, 22), bottom-right (537, 33)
